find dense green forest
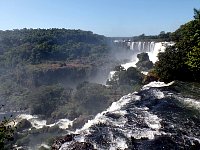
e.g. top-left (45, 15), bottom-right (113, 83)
top-left (0, 29), bottom-right (109, 66)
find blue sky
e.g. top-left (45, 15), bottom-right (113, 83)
top-left (0, 0), bottom-right (199, 37)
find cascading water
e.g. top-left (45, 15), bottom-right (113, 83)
top-left (58, 40), bottom-right (200, 149)
top-left (59, 81), bottom-right (200, 150)
top-left (121, 41), bottom-right (174, 70)
top-left (130, 41), bottom-right (155, 52)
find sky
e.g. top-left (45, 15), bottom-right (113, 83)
top-left (0, 0), bottom-right (199, 37)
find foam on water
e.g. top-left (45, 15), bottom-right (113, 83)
top-left (16, 114), bottom-right (47, 129)
top-left (152, 89), bottom-right (165, 99)
top-left (16, 114), bottom-right (73, 129)
top-left (171, 95), bottom-right (200, 110)
top-left (108, 71), bottom-right (117, 81)
top-left (109, 137), bottom-right (128, 150)
top-left (121, 57), bottom-right (138, 70)
top-left (76, 94), bottom-right (136, 133)
top-left (143, 81), bottom-right (174, 90)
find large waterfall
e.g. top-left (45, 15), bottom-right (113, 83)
top-left (121, 41), bottom-right (174, 70)
top-left (127, 41), bottom-right (156, 52)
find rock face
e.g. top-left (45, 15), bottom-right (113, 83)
top-left (136, 53), bottom-right (153, 71)
top-left (65, 142), bottom-right (95, 150)
top-left (52, 135), bottom-right (74, 150)
top-left (16, 119), bottom-right (32, 132)
top-left (52, 134), bottom-right (95, 150)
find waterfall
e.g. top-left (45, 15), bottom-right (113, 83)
top-left (121, 41), bottom-right (174, 70)
top-left (129, 41), bottom-right (156, 52)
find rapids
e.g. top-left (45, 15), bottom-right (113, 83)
top-left (58, 41), bottom-right (200, 149)
top-left (59, 81), bottom-right (200, 149)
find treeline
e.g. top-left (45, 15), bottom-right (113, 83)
top-left (154, 8), bottom-right (200, 82)
top-left (131, 31), bottom-right (172, 42)
top-left (0, 28), bottom-right (109, 66)
top-left (111, 31), bottom-right (172, 42)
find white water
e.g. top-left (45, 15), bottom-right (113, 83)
top-left (59, 81), bottom-right (175, 150)
top-left (120, 41), bottom-right (174, 70)
top-left (170, 95), bottom-right (200, 110)
top-left (143, 81), bottom-right (174, 90)
top-left (76, 82), bottom-right (168, 134)
top-left (15, 114), bottom-right (73, 129)
top-left (76, 93), bottom-right (137, 133)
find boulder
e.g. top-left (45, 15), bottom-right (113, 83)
top-left (136, 53), bottom-right (153, 71)
top-left (16, 119), bottom-right (32, 132)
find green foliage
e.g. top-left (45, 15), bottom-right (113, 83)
top-left (0, 28), bottom-right (109, 66)
top-left (194, 8), bottom-right (200, 20)
top-left (155, 8), bottom-right (200, 82)
top-left (107, 67), bottom-right (144, 86)
top-left (186, 46), bottom-right (200, 71)
top-left (0, 117), bottom-right (15, 149)
top-left (27, 85), bottom-right (71, 117)
top-left (130, 32), bottom-right (172, 42)
top-left (155, 46), bottom-right (190, 82)
top-left (118, 67), bottom-right (144, 85)
top-left (73, 83), bottom-right (110, 115)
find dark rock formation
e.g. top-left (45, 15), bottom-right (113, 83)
top-left (136, 53), bottom-right (153, 71)
top-left (52, 134), bottom-right (95, 150)
top-left (16, 119), bottom-right (32, 132)
top-left (66, 142), bottom-right (95, 150)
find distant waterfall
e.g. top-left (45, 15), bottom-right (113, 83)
top-left (120, 41), bottom-right (174, 69)
top-left (129, 42), bottom-right (156, 52)
top-left (128, 41), bottom-right (174, 63)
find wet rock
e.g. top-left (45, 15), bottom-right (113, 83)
top-left (46, 117), bottom-right (56, 125)
top-left (67, 142), bottom-right (95, 150)
top-left (136, 53), bottom-right (153, 71)
top-left (52, 134), bottom-right (96, 150)
top-left (72, 115), bottom-right (93, 129)
top-left (52, 134), bottom-right (74, 150)
top-left (16, 119), bottom-right (32, 132)
top-left (105, 112), bottom-right (121, 119)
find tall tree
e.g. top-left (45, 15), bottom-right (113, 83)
top-left (194, 8), bottom-right (200, 20)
